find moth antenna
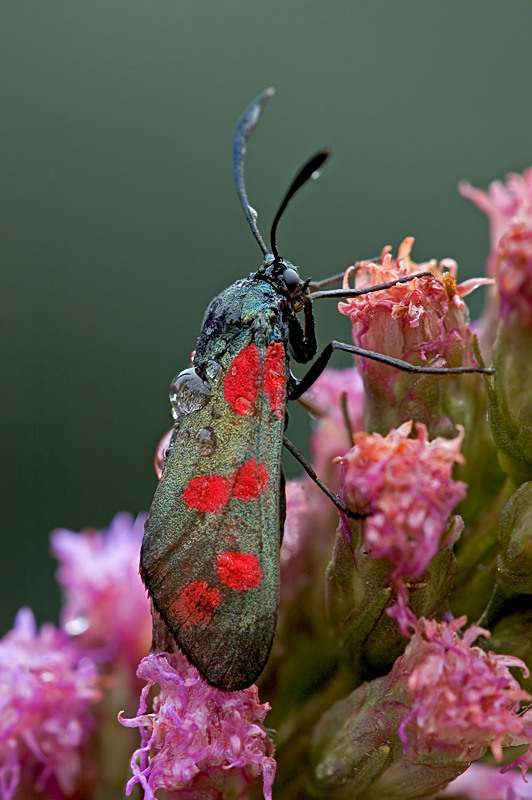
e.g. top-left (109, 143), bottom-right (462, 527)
top-left (233, 88), bottom-right (275, 256)
top-left (270, 149), bottom-right (330, 264)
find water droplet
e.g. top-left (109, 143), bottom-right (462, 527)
top-left (170, 368), bottom-right (211, 417)
top-left (205, 360), bottom-right (223, 384)
top-left (235, 396), bottom-right (253, 415)
top-left (64, 616), bottom-right (90, 636)
top-left (195, 426), bottom-right (216, 456)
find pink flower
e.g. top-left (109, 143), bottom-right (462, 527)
top-left (460, 168), bottom-right (532, 265)
top-left (120, 652), bottom-right (276, 800)
top-left (496, 222), bottom-right (532, 327)
top-left (0, 608), bottom-right (100, 800)
top-left (441, 763), bottom-right (532, 800)
top-left (305, 367), bottom-right (364, 485)
top-left (336, 239), bottom-right (490, 432)
top-left (398, 617), bottom-right (531, 764)
top-left (335, 421), bottom-right (466, 633)
top-left (279, 478), bottom-right (327, 608)
top-left (51, 513), bottom-right (152, 669)
top-left (338, 238), bottom-right (486, 371)
top-left (280, 478), bottom-right (309, 565)
top-left (460, 168), bottom-right (532, 347)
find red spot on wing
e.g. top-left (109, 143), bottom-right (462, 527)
top-left (171, 580), bottom-right (221, 626)
top-left (233, 457), bottom-right (269, 500)
top-left (183, 474), bottom-right (232, 512)
top-left (216, 551), bottom-right (263, 591)
top-left (264, 342), bottom-right (285, 417)
top-left (183, 458), bottom-right (269, 513)
top-left (224, 344), bottom-right (261, 415)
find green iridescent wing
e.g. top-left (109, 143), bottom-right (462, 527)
top-left (141, 336), bottom-right (286, 690)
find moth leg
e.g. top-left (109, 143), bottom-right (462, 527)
top-left (287, 296), bottom-right (317, 364)
top-left (279, 467), bottom-right (287, 544)
top-left (288, 340), bottom-right (494, 401)
top-left (309, 271), bottom-right (434, 300)
top-left (307, 271), bottom-right (347, 291)
top-left (282, 435), bottom-right (365, 520)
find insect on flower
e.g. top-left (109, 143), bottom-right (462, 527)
top-left (140, 88), bottom-right (493, 691)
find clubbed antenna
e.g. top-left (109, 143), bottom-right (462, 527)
top-left (270, 149), bottom-right (330, 264)
top-left (233, 88), bottom-right (275, 255)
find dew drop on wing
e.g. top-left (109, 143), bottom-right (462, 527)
top-left (64, 615), bottom-right (90, 636)
top-left (170, 367), bottom-right (212, 418)
top-left (235, 396), bottom-right (254, 415)
top-left (205, 360), bottom-right (223, 384)
top-left (195, 426), bottom-right (216, 456)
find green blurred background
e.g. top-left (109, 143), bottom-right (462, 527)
top-left (3, 1), bottom-right (532, 633)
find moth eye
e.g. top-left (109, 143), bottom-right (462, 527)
top-left (282, 266), bottom-right (301, 292)
top-left (170, 368), bottom-right (211, 418)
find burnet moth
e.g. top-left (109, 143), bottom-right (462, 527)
top-left (140, 88), bottom-right (493, 691)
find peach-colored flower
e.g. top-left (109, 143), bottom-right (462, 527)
top-left (337, 240), bottom-right (489, 421)
top-left (399, 617), bottom-right (530, 764)
top-left (460, 168), bottom-right (532, 266)
top-left (336, 421), bottom-right (466, 633)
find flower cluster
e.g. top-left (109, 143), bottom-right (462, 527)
top-left (460, 169), bottom-right (532, 269)
top-left (6, 164), bottom-right (532, 800)
top-left (0, 516), bottom-right (275, 800)
top-left (398, 617), bottom-right (531, 762)
top-left (335, 420), bottom-right (466, 633)
top-left (51, 512), bottom-right (152, 669)
top-left (121, 652), bottom-right (276, 800)
top-left (462, 170), bottom-right (532, 484)
top-left (338, 238), bottom-right (489, 371)
top-left (0, 608), bottom-right (100, 800)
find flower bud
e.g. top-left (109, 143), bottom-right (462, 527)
top-left (490, 609), bottom-right (532, 696)
top-left (498, 481), bottom-right (532, 594)
top-left (310, 618), bottom-right (531, 799)
top-left (309, 676), bottom-right (393, 797)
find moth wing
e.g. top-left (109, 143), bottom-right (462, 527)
top-left (141, 342), bottom-right (286, 690)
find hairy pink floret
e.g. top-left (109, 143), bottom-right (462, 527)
top-left (51, 513), bottom-right (151, 667)
top-left (0, 609), bottom-right (100, 800)
top-left (120, 652), bottom-right (276, 800)
top-left (399, 617), bottom-right (531, 764)
top-left (336, 421), bottom-right (466, 633)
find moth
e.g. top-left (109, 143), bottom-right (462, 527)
top-left (140, 88), bottom-right (491, 690)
